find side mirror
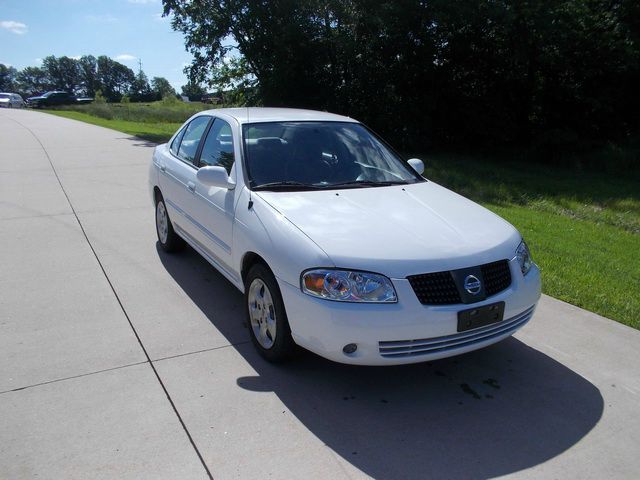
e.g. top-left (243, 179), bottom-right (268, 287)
top-left (196, 166), bottom-right (236, 190)
top-left (407, 158), bottom-right (425, 175)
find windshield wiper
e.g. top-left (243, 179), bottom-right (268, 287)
top-left (253, 181), bottom-right (324, 191)
top-left (319, 180), bottom-right (409, 188)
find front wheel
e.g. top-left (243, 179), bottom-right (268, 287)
top-left (245, 264), bottom-right (296, 362)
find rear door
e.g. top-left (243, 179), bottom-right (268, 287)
top-left (190, 117), bottom-right (238, 270)
top-left (158, 115), bottom-right (212, 240)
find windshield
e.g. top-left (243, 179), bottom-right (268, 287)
top-left (242, 121), bottom-right (424, 190)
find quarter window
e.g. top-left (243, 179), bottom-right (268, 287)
top-left (170, 127), bottom-right (186, 156)
top-left (198, 118), bottom-right (235, 173)
top-left (176, 116), bottom-right (211, 165)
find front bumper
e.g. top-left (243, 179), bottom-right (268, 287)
top-left (278, 259), bottom-right (541, 365)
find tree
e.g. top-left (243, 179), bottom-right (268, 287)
top-left (41, 56), bottom-right (81, 93)
top-left (164, 0), bottom-right (640, 154)
top-left (151, 76), bottom-right (176, 99)
top-left (0, 64), bottom-right (18, 91)
top-left (130, 70), bottom-right (153, 102)
top-left (181, 80), bottom-right (206, 101)
top-left (96, 56), bottom-right (135, 102)
top-left (16, 66), bottom-right (51, 96)
top-left (78, 55), bottom-right (98, 97)
top-left (208, 56), bottom-right (258, 105)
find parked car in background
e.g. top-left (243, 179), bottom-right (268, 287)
top-left (0, 93), bottom-right (25, 108)
top-left (26, 91), bottom-right (93, 108)
top-left (149, 108), bottom-right (541, 365)
top-left (201, 94), bottom-right (222, 104)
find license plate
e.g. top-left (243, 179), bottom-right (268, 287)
top-left (457, 302), bottom-right (505, 332)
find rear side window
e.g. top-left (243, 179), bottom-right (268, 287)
top-left (198, 118), bottom-right (235, 173)
top-left (170, 127), bottom-right (186, 156)
top-left (172, 116), bottom-right (211, 164)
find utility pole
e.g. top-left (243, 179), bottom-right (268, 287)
top-left (138, 58), bottom-right (143, 75)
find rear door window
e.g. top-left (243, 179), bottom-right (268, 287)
top-left (176, 116), bottom-right (211, 165)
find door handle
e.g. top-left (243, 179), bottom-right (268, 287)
top-left (187, 181), bottom-right (196, 192)
top-left (159, 164), bottom-right (166, 172)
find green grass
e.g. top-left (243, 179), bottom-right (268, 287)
top-left (45, 100), bottom-right (214, 142)
top-left (423, 155), bottom-right (639, 329)
top-left (43, 105), bottom-right (640, 328)
top-left (45, 110), bottom-right (183, 143)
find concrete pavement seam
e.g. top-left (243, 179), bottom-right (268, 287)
top-left (6, 115), bottom-right (215, 480)
top-left (0, 361), bottom-right (149, 395)
top-left (152, 341), bottom-right (252, 363)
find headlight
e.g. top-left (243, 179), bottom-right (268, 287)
top-left (516, 240), bottom-right (533, 275)
top-left (301, 269), bottom-right (397, 303)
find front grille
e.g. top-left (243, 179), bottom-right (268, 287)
top-left (481, 260), bottom-right (512, 296)
top-left (407, 259), bottom-right (512, 305)
top-left (406, 270), bottom-right (460, 305)
top-left (379, 306), bottom-right (535, 358)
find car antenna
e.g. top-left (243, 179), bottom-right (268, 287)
top-left (247, 106), bottom-right (253, 210)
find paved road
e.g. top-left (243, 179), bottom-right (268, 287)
top-left (1, 108), bottom-right (638, 479)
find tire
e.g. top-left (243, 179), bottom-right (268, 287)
top-left (245, 263), bottom-right (296, 362)
top-left (155, 194), bottom-right (184, 252)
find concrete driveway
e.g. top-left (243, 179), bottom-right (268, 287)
top-left (1, 108), bottom-right (639, 479)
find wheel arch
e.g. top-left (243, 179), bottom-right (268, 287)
top-left (241, 251), bottom-right (272, 287)
top-left (153, 186), bottom-right (162, 203)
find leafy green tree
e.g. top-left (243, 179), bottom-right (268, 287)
top-left (181, 80), bottom-right (206, 101)
top-left (0, 64), bottom-right (18, 92)
top-left (16, 66), bottom-right (51, 96)
top-left (78, 55), bottom-right (99, 97)
top-left (151, 76), bottom-right (176, 99)
top-left (164, 0), bottom-right (640, 154)
top-left (209, 56), bottom-right (258, 106)
top-left (41, 56), bottom-right (81, 93)
top-left (130, 70), bottom-right (153, 102)
top-left (96, 56), bottom-right (136, 102)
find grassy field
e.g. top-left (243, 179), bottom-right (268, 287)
top-left (423, 155), bottom-right (639, 329)
top-left (44, 104), bottom-right (639, 329)
top-left (45, 100), bottom-right (212, 143)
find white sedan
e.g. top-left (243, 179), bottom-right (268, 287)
top-left (149, 108), bottom-right (541, 365)
top-left (0, 93), bottom-right (25, 108)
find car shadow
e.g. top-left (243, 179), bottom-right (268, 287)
top-left (158, 244), bottom-right (604, 479)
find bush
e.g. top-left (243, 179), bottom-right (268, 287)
top-left (94, 90), bottom-right (106, 104)
top-left (49, 100), bottom-right (212, 124)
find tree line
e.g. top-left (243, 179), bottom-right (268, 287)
top-left (164, 0), bottom-right (640, 155)
top-left (0, 55), bottom-right (179, 103)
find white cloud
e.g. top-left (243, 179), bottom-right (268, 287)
top-left (115, 54), bottom-right (137, 62)
top-left (34, 58), bottom-right (43, 64)
top-left (70, 55), bottom-right (82, 60)
top-left (0, 20), bottom-right (28, 35)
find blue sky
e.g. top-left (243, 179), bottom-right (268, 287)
top-left (0, 0), bottom-right (194, 90)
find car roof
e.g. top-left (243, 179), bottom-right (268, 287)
top-left (201, 107), bottom-right (357, 125)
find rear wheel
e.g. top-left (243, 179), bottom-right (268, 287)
top-left (155, 195), bottom-right (183, 252)
top-left (245, 264), bottom-right (296, 362)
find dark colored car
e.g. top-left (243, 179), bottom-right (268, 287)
top-left (26, 91), bottom-right (93, 108)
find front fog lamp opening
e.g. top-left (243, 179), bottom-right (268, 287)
top-left (301, 269), bottom-right (397, 303)
top-left (343, 343), bottom-right (358, 355)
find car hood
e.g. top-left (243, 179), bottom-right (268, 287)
top-left (256, 182), bottom-right (521, 278)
